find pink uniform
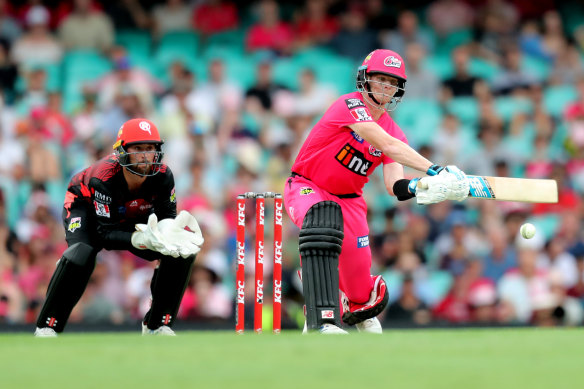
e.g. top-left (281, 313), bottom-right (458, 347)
top-left (285, 92), bottom-right (408, 304)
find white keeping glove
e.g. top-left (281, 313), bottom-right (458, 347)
top-left (131, 213), bottom-right (180, 258)
top-left (157, 210), bottom-right (204, 258)
top-left (416, 165), bottom-right (470, 205)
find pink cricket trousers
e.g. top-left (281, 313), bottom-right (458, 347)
top-left (284, 175), bottom-right (374, 304)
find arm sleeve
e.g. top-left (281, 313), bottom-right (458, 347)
top-left (154, 168), bottom-right (178, 220)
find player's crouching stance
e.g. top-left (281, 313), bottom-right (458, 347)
top-left (34, 119), bottom-right (203, 337)
top-left (285, 49), bottom-right (469, 334)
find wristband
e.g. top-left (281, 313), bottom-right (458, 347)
top-left (426, 164), bottom-right (444, 176)
top-left (393, 179), bottom-right (416, 201)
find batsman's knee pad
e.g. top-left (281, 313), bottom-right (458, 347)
top-left (37, 242), bottom-right (98, 332)
top-left (299, 201), bottom-right (344, 330)
top-left (342, 275), bottom-right (388, 325)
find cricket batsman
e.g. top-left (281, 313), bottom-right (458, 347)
top-left (285, 49), bottom-right (470, 334)
top-left (35, 118), bottom-right (203, 337)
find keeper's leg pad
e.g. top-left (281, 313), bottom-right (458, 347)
top-left (342, 275), bottom-right (389, 325)
top-left (144, 254), bottom-right (196, 329)
top-left (299, 201), bottom-right (344, 330)
top-left (36, 242), bottom-right (98, 332)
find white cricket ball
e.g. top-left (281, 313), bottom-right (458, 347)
top-left (520, 223), bottom-right (536, 239)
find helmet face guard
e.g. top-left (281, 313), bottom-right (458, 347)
top-left (113, 118), bottom-right (165, 177)
top-left (115, 142), bottom-right (164, 177)
top-left (356, 50), bottom-right (407, 112)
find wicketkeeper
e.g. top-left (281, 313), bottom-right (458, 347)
top-left (35, 118), bottom-right (203, 337)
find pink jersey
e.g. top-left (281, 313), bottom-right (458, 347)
top-left (291, 92), bottom-right (408, 196)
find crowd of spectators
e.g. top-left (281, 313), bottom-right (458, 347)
top-left (1, 0), bottom-right (584, 330)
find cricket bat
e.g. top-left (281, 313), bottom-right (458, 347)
top-left (419, 176), bottom-right (559, 203)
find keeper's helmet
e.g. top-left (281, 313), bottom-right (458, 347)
top-left (356, 49), bottom-right (407, 111)
top-left (113, 118), bottom-right (164, 176)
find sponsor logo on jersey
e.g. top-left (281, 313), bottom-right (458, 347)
top-left (351, 131), bottom-right (364, 143)
top-left (345, 98), bottom-right (365, 110)
top-left (384, 56), bottom-right (402, 68)
top-left (335, 144), bottom-right (372, 176)
top-left (129, 200), bottom-right (138, 207)
top-left (94, 201), bottom-right (110, 217)
top-left (350, 107), bottom-right (372, 122)
top-left (170, 188), bottom-right (176, 203)
top-left (67, 217), bottom-right (81, 233)
top-left (300, 187), bottom-right (314, 195)
top-left (94, 191), bottom-right (112, 204)
top-left (368, 145), bottom-right (382, 157)
top-left (357, 235), bottom-right (370, 248)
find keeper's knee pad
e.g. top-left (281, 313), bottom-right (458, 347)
top-left (37, 242), bottom-right (98, 332)
top-left (299, 201), bottom-right (344, 330)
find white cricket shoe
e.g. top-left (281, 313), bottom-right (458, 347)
top-left (302, 321), bottom-right (349, 334)
top-left (355, 317), bottom-right (382, 334)
top-left (142, 323), bottom-right (176, 336)
top-left (34, 327), bottom-right (58, 337)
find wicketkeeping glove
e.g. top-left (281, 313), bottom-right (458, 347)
top-left (131, 213), bottom-right (180, 258)
top-left (157, 210), bottom-right (204, 258)
top-left (416, 165), bottom-right (470, 205)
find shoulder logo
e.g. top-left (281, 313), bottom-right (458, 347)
top-left (345, 98), bottom-right (365, 109)
top-left (350, 107), bottom-right (372, 122)
top-left (384, 56), bottom-right (402, 68)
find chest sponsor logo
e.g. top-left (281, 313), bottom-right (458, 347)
top-left (351, 131), bottom-right (364, 143)
top-left (368, 145), bottom-right (382, 157)
top-left (335, 144), bottom-right (372, 176)
top-left (357, 235), bottom-right (369, 248)
top-left (94, 191), bottom-right (112, 204)
top-left (345, 98), bottom-right (365, 110)
top-left (68, 217), bottom-right (82, 233)
top-left (300, 187), bottom-right (314, 195)
top-left (94, 201), bottom-right (110, 218)
top-left (350, 107), bottom-right (372, 122)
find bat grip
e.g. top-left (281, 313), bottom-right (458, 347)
top-left (417, 179), bottom-right (428, 190)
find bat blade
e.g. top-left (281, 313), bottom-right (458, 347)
top-left (467, 176), bottom-right (558, 203)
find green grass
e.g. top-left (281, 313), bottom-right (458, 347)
top-left (1, 328), bottom-right (582, 389)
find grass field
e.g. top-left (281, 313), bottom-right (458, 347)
top-left (1, 328), bottom-right (582, 389)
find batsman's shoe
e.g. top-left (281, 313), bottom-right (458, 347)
top-left (142, 323), bottom-right (176, 336)
top-left (34, 327), bottom-right (58, 337)
top-left (355, 317), bottom-right (382, 334)
top-left (302, 321), bottom-right (348, 334)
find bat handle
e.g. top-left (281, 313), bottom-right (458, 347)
top-left (417, 179), bottom-right (428, 190)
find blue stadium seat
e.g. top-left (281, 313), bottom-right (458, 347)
top-left (446, 97), bottom-right (479, 125)
top-left (116, 29), bottom-right (152, 57)
top-left (494, 96), bottom-right (533, 122)
top-left (543, 85), bottom-right (578, 117)
top-left (422, 54), bottom-right (454, 80)
top-left (314, 57), bottom-right (357, 94)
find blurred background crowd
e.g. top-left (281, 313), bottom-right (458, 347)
top-left (1, 0), bottom-right (584, 331)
